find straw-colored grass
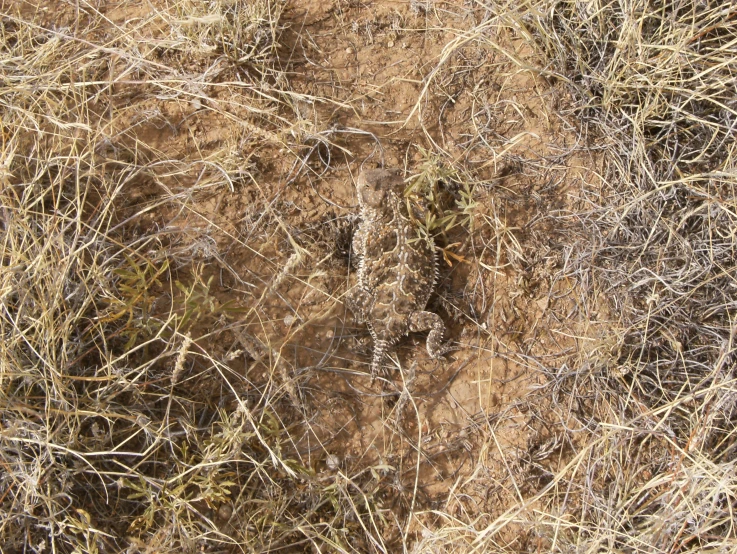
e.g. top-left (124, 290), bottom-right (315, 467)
top-left (2, 0), bottom-right (736, 552)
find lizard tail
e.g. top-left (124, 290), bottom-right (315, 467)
top-left (370, 341), bottom-right (389, 380)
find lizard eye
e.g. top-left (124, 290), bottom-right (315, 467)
top-left (357, 178), bottom-right (386, 207)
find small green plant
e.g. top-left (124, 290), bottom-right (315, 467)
top-left (175, 264), bottom-right (243, 329)
top-left (405, 146), bottom-right (477, 265)
top-left (104, 254), bottom-right (169, 349)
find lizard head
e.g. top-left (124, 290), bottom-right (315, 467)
top-left (356, 169), bottom-right (404, 208)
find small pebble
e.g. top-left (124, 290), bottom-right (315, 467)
top-left (345, 47), bottom-right (353, 54)
top-left (387, 40), bottom-right (394, 48)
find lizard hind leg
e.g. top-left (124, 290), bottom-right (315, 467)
top-left (345, 286), bottom-right (372, 324)
top-left (408, 311), bottom-right (450, 359)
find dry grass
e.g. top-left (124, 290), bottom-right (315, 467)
top-left (0, 1), bottom-right (336, 552)
top-left (464, 1), bottom-right (737, 551)
top-left (1, 0), bottom-right (737, 553)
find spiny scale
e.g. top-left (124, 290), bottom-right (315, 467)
top-left (346, 168), bottom-right (448, 378)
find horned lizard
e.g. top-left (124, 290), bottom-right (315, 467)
top-left (346, 168), bottom-right (448, 377)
